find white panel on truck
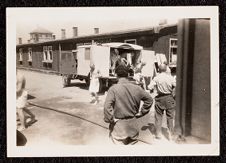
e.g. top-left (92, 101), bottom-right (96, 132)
top-left (77, 47), bottom-right (91, 76)
top-left (141, 50), bottom-right (155, 77)
top-left (91, 45), bottom-right (110, 77)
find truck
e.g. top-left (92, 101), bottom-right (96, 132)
top-left (59, 42), bottom-right (156, 92)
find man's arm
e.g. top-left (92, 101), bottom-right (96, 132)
top-left (17, 74), bottom-right (25, 93)
top-left (148, 78), bottom-right (156, 91)
top-left (136, 90), bottom-right (153, 117)
top-left (103, 88), bottom-right (115, 123)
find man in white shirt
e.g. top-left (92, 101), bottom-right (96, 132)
top-left (148, 64), bottom-right (176, 140)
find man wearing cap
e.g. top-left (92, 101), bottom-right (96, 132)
top-left (148, 64), bottom-right (176, 140)
top-left (104, 64), bottom-right (153, 145)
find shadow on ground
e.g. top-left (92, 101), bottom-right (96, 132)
top-left (141, 123), bottom-right (170, 140)
top-left (28, 94), bottom-right (36, 100)
top-left (64, 81), bottom-right (88, 90)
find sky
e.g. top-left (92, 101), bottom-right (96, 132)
top-left (15, 7), bottom-right (179, 44)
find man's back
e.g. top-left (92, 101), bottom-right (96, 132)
top-left (104, 78), bottom-right (153, 122)
top-left (151, 72), bottom-right (176, 95)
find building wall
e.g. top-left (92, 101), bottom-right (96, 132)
top-left (190, 19), bottom-right (211, 141)
top-left (16, 44), bottom-right (60, 72)
top-left (16, 26), bottom-right (177, 73)
top-left (175, 19), bottom-right (211, 142)
top-left (153, 34), bottom-right (177, 63)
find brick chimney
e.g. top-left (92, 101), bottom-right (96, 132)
top-left (18, 38), bottom-right (22, 44)
top-left (94, 28), bottom-right (99, 34)
top-left (73, 27), bottom-right (78, 37)
top-left (61, 29), bottom-right (66, 39)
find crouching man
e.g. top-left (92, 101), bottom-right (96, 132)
top-left (104, 64), bottom-right (153, 145)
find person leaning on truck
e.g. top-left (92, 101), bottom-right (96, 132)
top-left (104, 64), bottom-right (153, 145)
top-left (148, 63), bottom-right (176, 141)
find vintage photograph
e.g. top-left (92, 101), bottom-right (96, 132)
top-left (7, 7), bottom-right (219, 156)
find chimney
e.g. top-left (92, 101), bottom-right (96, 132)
top-left (52, 34), bottom-right (56, 40)
top-left (61, 29), bottom-right (66, 39)
top-left (159, 19), bottom-right (167, 26)
top-left (94, 28), bottom-right (99, 34)
top-left (73, 27), bottom-right (78, 37)
top-left (18, 38), bottom-right (22, 44)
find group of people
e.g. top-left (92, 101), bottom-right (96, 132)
top-left (16, 56), bottom-right (176, 145)
top-left (103, 62), bottom-right (176, 145)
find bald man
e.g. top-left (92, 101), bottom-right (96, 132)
top-left (148, 64), bottom-right (176, 141)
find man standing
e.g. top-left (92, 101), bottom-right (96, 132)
top-left (17, 70), bottom-right (36, 131)
top-left (104, 64), bottom-right (153, 145)
top-left (148, 64), bottom-right (176, 140)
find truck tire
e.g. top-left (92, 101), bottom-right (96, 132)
top-left (63, 75), bottom-right (71, 87)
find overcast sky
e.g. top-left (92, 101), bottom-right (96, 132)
top-left (15, 7), bottom-right (180, 44)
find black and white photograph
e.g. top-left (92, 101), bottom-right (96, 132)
top-left (6, 7), bottom-right (219, 156)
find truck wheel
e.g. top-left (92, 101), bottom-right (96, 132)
top-left (63, 75), bottom-right (71, 87)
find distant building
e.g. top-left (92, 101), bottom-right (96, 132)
top-left (29, 27), bottom-right (54, 43)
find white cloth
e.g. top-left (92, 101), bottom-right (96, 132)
top-left (89, 71), bottom-right (100, 93)
top-left (16, 90), bottom-right (28, 109)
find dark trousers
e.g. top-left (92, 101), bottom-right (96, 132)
top-left (155, 94), bottom-right (176, 137)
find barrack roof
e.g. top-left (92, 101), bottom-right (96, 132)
top-left (30, 27), bottom-right (53, 34)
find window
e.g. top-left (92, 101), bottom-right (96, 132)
top-left (43, 46), bottom-right (48, 61)
top-left (169, 38), bottom-right (177, 65)
top-left (19, 48), bottom-right (23, 65)
top-left (124, 39), bottom-right (137, 45)
top-left (84, 48), bottom-right (90, 60)
top-left (43, 46), bottom-right (53, 62)
top-left (43, 46), bottom-right (53, 69)
top-left (19, 48), bottom-right (23, 61)
top-left (48, 46), bottom-right (53, 60)
top-left (28, 48), bottom-right (32, 61)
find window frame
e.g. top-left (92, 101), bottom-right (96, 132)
top-left (84, 47), bottom-right (91, 60)
top-left (19, 48), bottom-right (23, 61)
top-left (42, 46), bottom-right (53, 63)
top-left (168, 38), bottom-right (178, 66)
top-left (124, 39), bottom-right (137, 45)
top-left (28, 48), bottom-right (32, 62)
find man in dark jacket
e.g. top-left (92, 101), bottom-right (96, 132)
top-left (104, 64), bottom-right (153, 145)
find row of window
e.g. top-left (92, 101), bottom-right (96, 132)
top-left (19, 46), bottom-right (53, 63)
top-left (18, 38), bottom-right (177, 65)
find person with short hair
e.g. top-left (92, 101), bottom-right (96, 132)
top-left (17, 70), bottom-right (36, 131)
top-left (148, 64), bottom-right (176, 140)
top-left (104, 64), bottom-right (153, 145)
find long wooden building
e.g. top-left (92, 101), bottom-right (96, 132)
top-left (16, 24), bottom-right (177, 74)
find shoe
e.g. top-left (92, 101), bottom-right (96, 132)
top-left (18, 126), bottom-right (26, 131)
top-left (93, 100), bottom-right (100, 105)
top-left (90, 99), bottom-right (96, 103)
top-left (155, 133), bottom-right (162, 140)
top-left (27, 118), bottom-right (38, 126)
